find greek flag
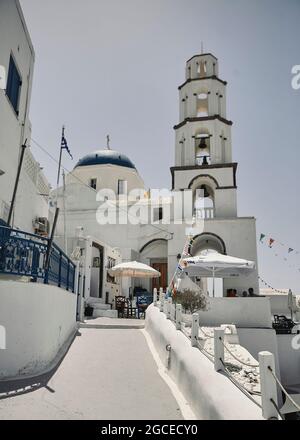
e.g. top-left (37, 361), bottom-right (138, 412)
top-left (61, 130), bottom-right (73, 159)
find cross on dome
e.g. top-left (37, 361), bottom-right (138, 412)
top-left (106, 134), bottom-right (111, 150)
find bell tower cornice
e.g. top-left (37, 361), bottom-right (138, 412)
top-left (173, 115), bottom-right (233, 130)
top-left (186, 52), bottom-right (218, 63)
top-left (178, 75), bottom-right (227, 90)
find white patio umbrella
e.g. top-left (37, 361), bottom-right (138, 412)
top-left (182, 253), bottom-right (255, 297)
top-left (108, 261), bottom-right (161, 278)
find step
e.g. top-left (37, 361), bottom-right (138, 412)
top-left (86, 299), bottom-right (112, 310)
top-left (92, 309), bottom-right (118, 318)
top-left (91, 303), bottom-right (112, 311)
top-left (80, 317), bottom-right (145, 329)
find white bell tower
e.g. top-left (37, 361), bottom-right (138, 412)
top-left (172, 52), bottom-right (237, 219)
top-left (170, 52), bottom-right (259, 296)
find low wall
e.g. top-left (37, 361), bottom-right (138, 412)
top-left (276, 334), bottom-right (300, 388)
top-left (196, 297), bottom-right (272, 328)
top-left (237, 328), bottom-right (280, 373)
top-left (145, 304), bottom-right (263, 420)
top-left (0, 280), bottom-right (77, 380)
top-left (267, 295), bottom-right (289, 316)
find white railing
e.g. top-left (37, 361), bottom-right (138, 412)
top-left (152, 288), bottom-right (300, 420)
top-left (194, 207), bottom-right (215, 219)
top-left (195, 155), bottom-right (211, 166)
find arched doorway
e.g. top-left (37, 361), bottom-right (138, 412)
top-left (189, 233), bottom-right (226, 297)
top-left (139, 239), bottom-right (168, 291)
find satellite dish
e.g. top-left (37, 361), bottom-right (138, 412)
top-left (0, 66), bottom-right (6, 90)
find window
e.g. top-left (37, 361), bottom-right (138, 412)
top-left (197, 61), bottom-right (207, 78)
top-left (197, 93), bottom-right (208, 117)
top-left (118, 179), bottom-right (127, 195)
top-left (153, 207), bottom-right (163, 222)
top-left (90, 178), bottom-right (97, 189)
top-left (6, 55), bottom-right (22, 115)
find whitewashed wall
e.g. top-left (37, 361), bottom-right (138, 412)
top-left (195, 297), bottom-right (272, 328)
top-left (276, 334), bottom-right (300, 387)
top-left (145, 305), bottom-right (263, 420)
top-left (0, 0), bottom-right (50, 231)
top-left (66, 163), bottom-right (145, 194)
top-left (14, 148), bottom-right (50, 232)
top-left (0, 280), bottom-right (77, 380)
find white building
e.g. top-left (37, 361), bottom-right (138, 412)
top-left (0, 0), bottom-right (50, 232)
top-left (52, 52), bottom-right (259, 300)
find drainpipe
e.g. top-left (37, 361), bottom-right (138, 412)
top-left (44, 207), bottom-right (60, 277)
top-left (7, 141), bottom-right (27, 227)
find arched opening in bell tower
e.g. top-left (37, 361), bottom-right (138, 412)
top-left (195, 130), bottom-right (211, 166)
top-left (193, 183), bottom-right (215, 220)
top-left (197, 60), bottom-right (207, 78)
top-left (189, 232), bottom-right (226, 256)
top-left (196, 92), bottom-right (209, 117)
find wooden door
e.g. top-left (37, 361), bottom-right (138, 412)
top-left (151, 262), bottom-right (168, 291)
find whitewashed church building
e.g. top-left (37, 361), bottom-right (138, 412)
top-left (52, 52), bottom-right (259, 301)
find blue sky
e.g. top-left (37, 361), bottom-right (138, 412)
top-left (20, 0), bottom-right (300, 291)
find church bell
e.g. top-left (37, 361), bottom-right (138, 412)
top-left (198, 137), bottom-right (207, 149)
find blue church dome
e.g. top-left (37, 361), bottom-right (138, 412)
top-left (75, 149), bottom-right (136, 170)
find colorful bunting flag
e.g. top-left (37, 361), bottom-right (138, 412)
top-left (259, 233), bottom-right (266, 243)
top-left (269, 238), bottom-right (275, 248)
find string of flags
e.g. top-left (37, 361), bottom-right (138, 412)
top-left (177, 236), bottom-right (195, 272)
top-left (167, 234), bottom-right (195, 296)
top-left (258, 276), bottom-right (288, 294)
top-left (258, 233), bottom-right (300, 273)
top-left (259, 233), bottom-right (299, 254)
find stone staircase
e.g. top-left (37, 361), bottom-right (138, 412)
top-left (86, 298), bottom-right (118, 318)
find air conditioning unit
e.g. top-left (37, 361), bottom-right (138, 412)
top-left (33, 217), bottom-right (49, 236)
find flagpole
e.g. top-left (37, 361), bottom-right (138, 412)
top-left (54, 125), bottom-right (72, 252)
top-left (62, 169), bottom-right (67, 254)
top-left (56, 125), bottom-right (64, 190)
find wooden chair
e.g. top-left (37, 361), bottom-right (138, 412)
top-left (114, 295), bottom-right (127, 318)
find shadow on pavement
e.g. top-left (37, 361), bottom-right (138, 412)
top-left (0, 330), bottom-right (81, 400)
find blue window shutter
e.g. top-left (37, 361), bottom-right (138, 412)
top-left (6, 55), bottom-right (21, 115)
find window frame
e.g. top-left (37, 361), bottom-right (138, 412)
top-left (5, 53), bottom-right (22, 116)
top-left (90, 177), bottom-right (97, 190)
top-left (153, 207), bottom-right (163, 223)
top-left (117, 179), bottom-right (127, 195)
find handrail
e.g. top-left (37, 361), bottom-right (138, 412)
top-left (0, 225), bottom-right (75, 292)
top-left (0, 224), bottom-right (49, 242)
top-left (219, 337), bottom-right (259, 368)
top-left (268, 366), bottom-right (300, 412)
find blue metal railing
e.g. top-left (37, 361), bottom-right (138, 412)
top-left (0, 225), bottom-right (75, 292)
